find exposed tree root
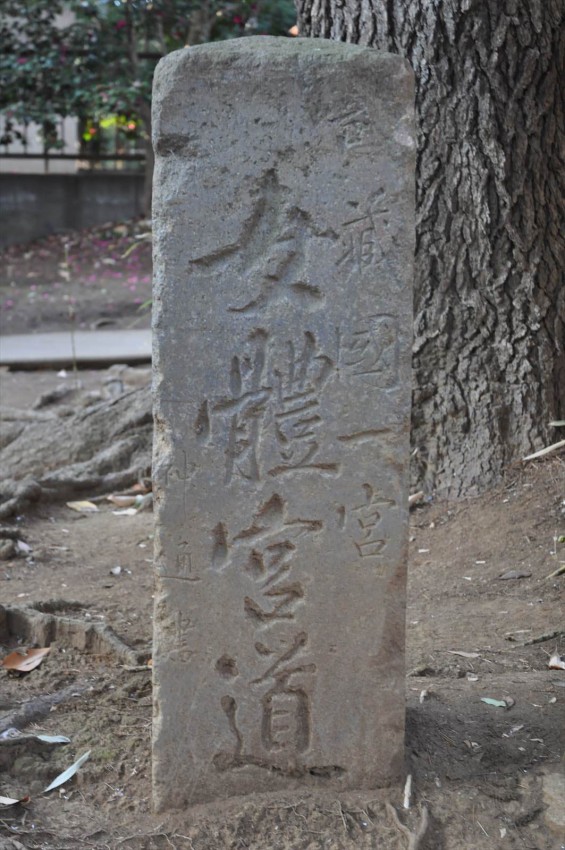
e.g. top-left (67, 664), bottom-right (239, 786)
top-left (0, 682), bottom-right (89, 736)
top-left (386, 802), bottom-right (429, 850)
top-left (0, 386), bottom-right (152, 519)
top-left (0, 407), bottom-right (58, 422)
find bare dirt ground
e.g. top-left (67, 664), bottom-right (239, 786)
top-left (0, 221), bottom-right (152, 335)
top-left (1, 225), bottom-right (564, 849)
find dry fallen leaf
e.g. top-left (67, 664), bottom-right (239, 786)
top-left (131, 481), bottom-right (151, 494)
top-left (43, 750), bottom-right (91, 793)
top-left (481, 697), bottom-right (509, 709)
top-left (447, 650), bottom-right (481, 659)
top-left (0, 731), bottom-right (70, 746)
top-left (66, 500), bottom-right (98, 513)
top-left (135, 493), bottom-right (153, 511)
top-left (0, 794), bottom-right (31, 807)
top-left (106, 494), bottom-right (138, 508)
top-left (1, 647), bottom-right (51, 673)
top-left (498, 569), bottom-right (532, 580)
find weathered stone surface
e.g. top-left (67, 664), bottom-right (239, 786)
top-left (152, 36), bottom-right (414, 810)
top-left (543, 770), bottom-right (565, 837)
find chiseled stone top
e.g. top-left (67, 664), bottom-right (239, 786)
top-left (152, 36), bottom-right (414, 810)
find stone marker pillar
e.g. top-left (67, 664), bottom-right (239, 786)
top-left (152, 36), bottom-right (414, 810)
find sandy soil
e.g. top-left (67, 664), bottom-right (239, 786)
top-left (0, 226), bottom-right (564, 849)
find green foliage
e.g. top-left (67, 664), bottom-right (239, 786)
top-left (0, 0), bottom-right (296, 151)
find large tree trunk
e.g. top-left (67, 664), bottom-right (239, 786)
top-left (296, 0), bottom-right (565, 496)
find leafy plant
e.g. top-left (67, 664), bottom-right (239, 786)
top-left (0, 0), bottom-right (296, 154)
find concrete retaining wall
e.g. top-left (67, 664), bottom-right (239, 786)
top-left (0, 172), bottom-right (145, 246)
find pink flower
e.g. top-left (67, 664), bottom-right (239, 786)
top-left (17, 57), bottom-right (27, 65)
top-left (115, 19), bottom-right (127, 30)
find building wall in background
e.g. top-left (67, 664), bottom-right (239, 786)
top-left (1, 9), bottom-right (79, 175)
top-left (0, 116), bottom-right (80, 175)
top-left (0, 172), bottom-right (145, 246)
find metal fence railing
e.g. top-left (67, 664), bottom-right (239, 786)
top-left (0, 115), bottom-right (146, 174)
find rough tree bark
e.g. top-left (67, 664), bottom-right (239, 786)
top-left (296, 0), bottom-right (565, 496)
